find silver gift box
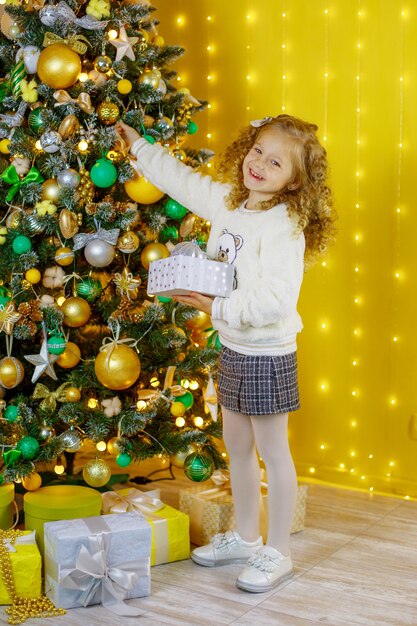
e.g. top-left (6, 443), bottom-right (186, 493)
top-left (147, 256), bottom-right (234, 298)
top-left (44, 512), bottom-right (151, 611)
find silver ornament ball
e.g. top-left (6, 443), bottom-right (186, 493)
top-left (39, 424), bottom-right (55, 441)
top-left (84, 239), bottom-right (115, 267)
top-left (57, 168), bottom-right (81, 189)
top-left (25, 214), bottom-right (45, 234)
top-left (59, 429), bottom-right (83, 452)
top-left (40, 131), bottom-right (62, 154)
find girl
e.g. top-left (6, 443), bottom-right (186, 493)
top-left (116, 115), bottom-right (335, 593)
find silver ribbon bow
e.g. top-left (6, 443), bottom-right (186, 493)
top-left (40, 1), bottom-right (109, 30)
top-left (73, 227), bottom-right (120, 251)
top-left (60, 533), bottom-right (146, 616)
top-left (4, 530), bottom-right (36, 553)
top-left (102, 489), bottom-right (164, 516)
top-left (250, 117), bottom-right (274, 128)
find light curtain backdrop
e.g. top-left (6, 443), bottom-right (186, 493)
top-left (154, 0), bottom-right (417, 499)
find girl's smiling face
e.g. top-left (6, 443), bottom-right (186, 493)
top-left (242, 128), bottom-right (295, 208)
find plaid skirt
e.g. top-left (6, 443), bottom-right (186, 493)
top-left (217, 346), bottom-right (300, 415)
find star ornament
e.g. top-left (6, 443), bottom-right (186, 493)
top-left (109, 26), bottom-right (138, 62)
top-left (24, 341), bottom-right (59, 383)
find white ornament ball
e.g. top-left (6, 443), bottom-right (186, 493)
top-left (16, 45), bottom-right (40, 74)
top-left (84, 239), bottom-right (115, 267)
top-left (57, 168), bottom-right (81, 189)
top-left (40, 131), bottom-right (62, 154)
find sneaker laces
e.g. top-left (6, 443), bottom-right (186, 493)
top-left (212, 532), bottom-right (235, 552)
top-left (247, 551), bottom-right (277, 573)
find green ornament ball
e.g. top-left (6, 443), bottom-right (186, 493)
top-left (157, 295), bottom-right (172, 303)
top-left (0, 287), bottom-right (11, 308)
top-left (180, 390), bottom-right (194, 409)
top-left (116, 453), bottom-right (132, 467)
top-left (4, 405), bottom-right (19, 423)
top-left (187, 120), bottom-right (198, 135)
top-left (28, 107), bottom-right (49, 134)
top-left (165, 199), bottom-right (187, 220)
top-left (47, 334), bottom-right (66, 355)
top-left (90, 158), bottom-right (118, 188)
top-left (16, 436), bottom-right (40, 460)
top-left (75, 278), bottom-right (103, 303)
top-left (159, 225), bottom-right (179, 243)
top-left (12, 235), bottom-right (32, 255)
top-left (183, 451), bottom-right (215, 482)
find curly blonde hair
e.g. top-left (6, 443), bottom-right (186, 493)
top-left (216, 115), bottom-right (336, 265)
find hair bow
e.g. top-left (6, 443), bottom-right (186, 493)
top-left (53, 90), bottom-right (94, 115)
top-left (0, 164), bottom-right (44, 202)
top-left (250, 117), bottom-right (274, 128)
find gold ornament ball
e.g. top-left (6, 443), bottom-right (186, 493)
top-left (55, 246), bottom-right (75, 266)
top-left (124, 173), bottom-right (164, 204)
top-left (58, 114), bottom-right (80, 139)
top-left (56, 342), bottom-right (81, 369)
top-left (7, 209), bottom-right (22, 230)
top-left (117, 230), bottom-right (140, 254)
top-left (37, 44), bottom-right (82, 89)
top-left (170, 401), bottom-right (186, 417)
top-left (186, 310), bottom-right (212, 330)
top-left (138, 68), bottom-right (161, 88)
top-left (152, 35), bottom-right (165, 47)
top-left (107, 436), bottom-right (123, 456)
top-left (95, 344), bottom-right (141, 390)
top-left (61, 296), bottom-right (91, 328)
top-left (97, 101), bottom-right (120, 125)
top-left (140, 242), bottom-right (169, 270)
top-left (83, 458), bottom-right (111, 488)
top-left (170, 445), bottom-right (197, 469)
top-left (0, 138), bottom-right (10, 154)
top-left (0, 357), bottom-right (25, 389)
top-left (41, 178), bottom-right (62, 203)
top-left (65, 386), bottom-right (81, 402)
top-left (22, 473), bottom-right (42, 491)
top-left (117, 79), bottom-right (132, 94)
top-left (25, 268), bottom-right (41, 284)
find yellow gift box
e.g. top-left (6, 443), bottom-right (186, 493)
top-left (102, 488), bottom-right (190, 566)
top-left (24, 485), bottom-right (102, 555)
top-left (0, 484), bottom-right (15, 531)
top-left (179, 471), bottom-right (308, 546)
top-left (0, 530), bottom-right (42, 604)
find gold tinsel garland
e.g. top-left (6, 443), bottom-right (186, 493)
top-left (0, 529), bottom-right (66, 625)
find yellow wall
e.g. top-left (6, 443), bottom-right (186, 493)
top-left (154, 0), bottom-right (417, 498)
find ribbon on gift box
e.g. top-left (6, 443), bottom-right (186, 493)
top-left (3, 530), bottom-right (36, 552)
top-left (59, 517), bottom-right (148, 616)
top-left (102, 489), bottom-right (170, 565)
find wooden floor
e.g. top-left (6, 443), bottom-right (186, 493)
top-left (1, 457), bottom-right (417, 625)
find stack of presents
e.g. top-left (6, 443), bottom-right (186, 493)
top-left (0, 475), bottom-right (308, 618)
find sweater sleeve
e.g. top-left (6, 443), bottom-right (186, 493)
top-left (216, 221), bottom-right (305, 329)
top-left (130, 138), bottom-right (228, 221)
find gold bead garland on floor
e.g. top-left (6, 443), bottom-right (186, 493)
top-left (0, 529), bottom-right (66, 625)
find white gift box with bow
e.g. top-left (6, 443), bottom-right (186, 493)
top-left (44, 512), bottom-right (151, 616)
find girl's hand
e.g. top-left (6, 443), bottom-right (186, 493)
top-left (115, 120), bottom-right (141, 150)
top-left (172, 292), bottom-right (214, 316)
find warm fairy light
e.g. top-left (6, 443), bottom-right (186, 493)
top-left (386, 473), bottom-right (391, 477)
top-left (88, 398), bottom-right (99, 409)
top-left (175, 416), bottom-right (185, 427)
top-left (322, 261), bottom-right (327, 267)
top-left (390, 397), bottom-right (397, 406)
top-left (176, 15), bottom-right (185, 26)
top-left (339, 463), bottom-right (346, 469)
top-left (56, 296), bottom-right (66, 306)
top-left (207, 74), bottom-right (212, 81)
top-left (108, 29), bottom-right (118, 39)
top-left (404, 495), bottom-right (410, 500)
top-left (189, 380), bottom-right (199, 390)
top-left (35, 140), bottom-right (42, 150)
top-left (360, 475), bottom-right (365, 480)
top-left (150, 377), bottom-right (160, 388)
top-left (393, 336), bottom-right (398, 342)
top-left (207, 133), bottom-right (212, 139)
top-left (368, 454), bottom-right (373, 459)
top-left (96, 441), bottom-right (107, 452)
top-left (54, 463), bottom-right (65, 475)
top-left (389, 461), bottom-right (395, 467)
top-left (369, 487), bottom-right (374, 492)
top-left (351, 390), bottom-right (357, 397)
top-left (14, 477), bottom-right (21, 484)
top-left (194, 416), bottom-right (204, 427)
top-left (181, 379), bottom-right (190, 389)
top-left (136, 400), bottom-right (147, 411)
top-left (351, 420), bottom-right (357, 427)
top-left (350, 450), bottom-right (356, 457)
top-left (320, 381), bottom-right (328, 391)
top-left (78, 140), bottom-right (89, 152)
top-left (355, 266), bottom-right (359, 272)
top-left (207, 15), bottom-right (212, 21)
top-left (353, 328), bottom-right (361, 336)
top-left (282, 74), bottom-right (287, 80)
top-left (78, 73), bottom-right (89, 82)
top-left (309, 467), bottom-right (316, 474)
top-left (350, 468), bottom-right (355, 474)
top-left (321, 322), bottom-right (327, 330)
top-left (221, 452), bottom-right (227, 458)
top-left (352, 360), bottom-right (358, 366)
top-left (320, 444), bottom-right (326, 450)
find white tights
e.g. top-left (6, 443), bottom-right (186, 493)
top-left (221, 407), bottom-right (298, 556)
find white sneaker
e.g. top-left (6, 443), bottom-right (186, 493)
top-left (236, 546), bottom-right (293, 592)
top-left (191, 530), bottom-right (263, 567)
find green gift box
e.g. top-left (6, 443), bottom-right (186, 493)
top-left (24, 485), bottom-right (102, 554)
top-left (102, 488), bottom-right (190, 566)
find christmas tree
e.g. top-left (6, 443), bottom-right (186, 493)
top-left (0, 0), bottom-right (225, 490)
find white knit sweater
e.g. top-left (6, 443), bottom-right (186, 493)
top-left (131, 138), bottom-right (305, 355)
